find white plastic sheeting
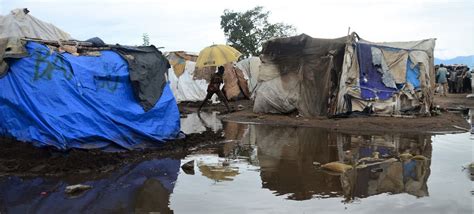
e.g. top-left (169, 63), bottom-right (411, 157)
top-left (0, 9), bottom-right (72, 40)
top-left (253, 72), bottom-right (300, 114)
top-left (236, 57), bottom-right (261, 94)
top-left (168, 61), bottom-right (217, 103)
top-left (169, 57), bottom-right (261, 103)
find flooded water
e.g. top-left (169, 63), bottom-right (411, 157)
top-left (0, 113), bottom-right (472, 213)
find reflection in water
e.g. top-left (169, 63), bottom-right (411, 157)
top-left (0, 159), bottom-right (179, 213)
top-left (2, 117), bottom-right (471, 213)
top-left (197, 158), bottom-right (240, 182)
top-left (180, 112), bottom-right (222, 134)
top-left (221, 124), bottom-right (432, 201)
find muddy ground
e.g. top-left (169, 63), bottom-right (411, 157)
top-left (0, 130), bottom-right (224, 177)
top-left (183, 93), bottom-right (473, 133)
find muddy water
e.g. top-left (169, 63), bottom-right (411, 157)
top-left (0, 114), bottom-right (472, 213)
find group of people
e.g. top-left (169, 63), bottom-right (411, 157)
top-left (435, 64), bottom-right (472, 96)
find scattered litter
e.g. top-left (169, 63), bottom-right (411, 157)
top-left (452, 125), bottom-right (470, 132)
top-left (399, 153), bottom-right (413, 161)
top-left (312, 161), bottom-right (321, 167)
top-left (181, 160), bottom-right (195, 175)
top-left (411, 155), bottom-right (429, 161)
top-left (370, 167), bottom-right (383, 173)
top-left (65, 184), bottom-right (92, 196)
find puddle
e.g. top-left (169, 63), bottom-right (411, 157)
top-left (180, 112), bottom-right (222, 134)
top-left (0, 117), bottom-right (472, 213)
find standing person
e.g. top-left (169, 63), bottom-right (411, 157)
top-left (448, 66), bottom-right (457, 93)
top-left (437, 64), bottom-right (449, 96)
top-left (198, 66), bottom-right (231, 113)
top-left (456, 67), bottom-right (465, 93)
top-left (463, 67), bottom-right (472, 93)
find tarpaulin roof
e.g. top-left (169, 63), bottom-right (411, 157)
top-left (0, 41), bottom-right (181, 150)
top-left (0, 8), bottom-right (72, 40)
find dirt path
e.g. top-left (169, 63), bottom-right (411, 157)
top-left (183, 95), bottom-right (472, 134)
top-left (433, 93), bottom-right (474, 109)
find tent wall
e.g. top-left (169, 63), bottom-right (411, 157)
top-left (236, 57), bottom-right (261, 94)
top-left (254, 34), bottom-right (348, 116)
top-left (336, 34), bottom-right (436, 115)
top-left (168, 60), bottom-right (217, 103)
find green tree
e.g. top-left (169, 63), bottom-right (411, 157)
top-left (220, 6), bottom-right (296, 57)
top-left (142, 33), bottom-right (150, 46)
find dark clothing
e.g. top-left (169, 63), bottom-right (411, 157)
top-left (207, 73), bottom-right (223, 93)
top-left (199, 73), bottom-right (230, 113)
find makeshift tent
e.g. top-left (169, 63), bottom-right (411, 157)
top-left (0, 9), bottom-right (180, 150)
top-left (166, 51), bottom-right (198, 77)
top-left (222, 63), bottom-right (250, 100)
top-left (168, 60), bottom-right (214, 103)
top-left (166, 52), bottom-right (251, 102)
top-left (236, 56), bottom-right (261, 96)
top-left (254, 34), bottom-right (348, 116)
top-left (254, 33), bottom-right (436, 117)
top-left (0, 8), bottom-right (72, 40)
top-left (335, 33), bottom-right (436, 115)
top-left (0, 41), bottom-right (181, 150)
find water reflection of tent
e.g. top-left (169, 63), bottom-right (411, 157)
top-left (0, 9), bottom-right (181, 150)
top-left (198, 163), bottom-right (240, 182)
top-left (254, 33), bottom-right (436, 117)
top-left (233, 124), bottom-right (432, 201)
top-left (0, 159), bottom-right (180, 213)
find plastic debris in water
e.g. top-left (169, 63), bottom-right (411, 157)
top-left (65, 184), bottom-right (92, 196)
top-left (321, 162), bottom-right (352, 173)
top-left (411, 155), bottom-right (429, 161)
top-left (399, 153), bottom-right (413, 161)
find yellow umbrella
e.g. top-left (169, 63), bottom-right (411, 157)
top-left (195, 44), bottom-right (242, 68)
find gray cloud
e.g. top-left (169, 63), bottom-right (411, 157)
top-left (1, 0), bottom-right (472, 59)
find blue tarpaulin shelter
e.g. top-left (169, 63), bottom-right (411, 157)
top-left (0, 41), bottom-right (181, 150)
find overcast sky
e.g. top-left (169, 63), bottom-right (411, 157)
top-left (1, 0), bottom-right (472, 59)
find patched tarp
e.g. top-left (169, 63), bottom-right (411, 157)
top-left (357, 43), bottom-right (397, 100)
top-left (254, 34), bottom-right (348, 116)
top-left (336, 34), bottom-right (436, 115)
top-left (166, 51), bottom-right (198, 77)
top-left (0, 42), bottom-right (181, 150)
top-left (114, 45), bottom-right (170, 111)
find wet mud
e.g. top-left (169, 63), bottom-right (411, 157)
top-left (0, 129), bottom-right (224, 177)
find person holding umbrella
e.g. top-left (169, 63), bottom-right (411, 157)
top-left (195, 44), bottom-right (242, 114)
